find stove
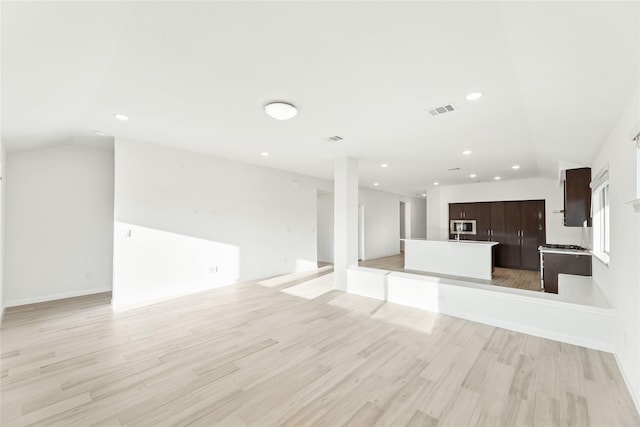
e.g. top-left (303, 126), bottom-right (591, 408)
top-left (540, 243), bottom-right (587, 251)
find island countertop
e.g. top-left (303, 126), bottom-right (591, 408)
top-left (402, 239), bottom-right (498, 280)
top-left (401, 238), bottom-right (498, 246)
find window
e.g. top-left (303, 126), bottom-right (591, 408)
top-left (592, 169), bottom-right (610, 264)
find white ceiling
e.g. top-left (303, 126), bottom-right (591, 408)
top-left (2, 1), bottom-right (638, 196)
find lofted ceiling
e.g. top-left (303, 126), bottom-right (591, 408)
top-left (2, 1), bottom-right (638, 196)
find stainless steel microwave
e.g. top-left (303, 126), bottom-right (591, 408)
top-left (450, 219), bottom-right (477, 235)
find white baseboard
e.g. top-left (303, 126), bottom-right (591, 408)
top-left (5, 286), bottom-right (112, 307)
top-left (615, 353), bottom-right (640, 416)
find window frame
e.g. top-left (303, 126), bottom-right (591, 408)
top-left (592, 178), bottom-right (610, 264)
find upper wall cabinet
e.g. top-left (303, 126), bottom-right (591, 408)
top-left (449, 202), bottom-right (477, 220)
top-left (564, 167), bottom-right (592, 227)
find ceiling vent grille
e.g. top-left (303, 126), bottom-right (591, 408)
top-left (428, 104), bottom-right (456, 116)
top-left (325, 135), bottom-right (343, 142)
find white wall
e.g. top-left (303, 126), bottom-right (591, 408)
top-left (312, 189), bottom-right (426, 264)
top-left (359, 188), bottom-right (401, 259)
top-left (316, 192), bottom-right (334, 263)
top-left (591, 89), bottom-right (640, 409)
top-left (112, 138), bottom-right (322, 306)
top-left (358, 188), bottom-right (426, 260)
top-left (0, 140), bottom-right (6, 317)
top-left (426, 177), bottom-right (587, 246)
top-left (409, 196), bottom-right (427, 239)
top-left (5, 145), bottom-right (114, 306)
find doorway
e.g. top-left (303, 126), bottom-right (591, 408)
top-left (358, 204), bottom-right (365, 261)
top-left (400, 201), bottom-right (412, 252)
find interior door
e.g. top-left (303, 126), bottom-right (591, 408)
top-left (358, 205), bottom-right (365, 261)
top-left (503, 201), bottom-right (522, 268)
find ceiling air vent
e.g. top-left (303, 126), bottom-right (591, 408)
top-left (447, 167), bottom-right (461, 171)
top-left (325, 136), bottom-right (343, 142)
top-left (428, 104), bottom-right (456, 116)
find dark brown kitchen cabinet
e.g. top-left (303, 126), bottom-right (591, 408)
top-left (521, 200), bottom-right (546, 270)
top-left (449, 203), bottom-right (476, 220)
top-left (449, 199), bottom-right (545, 270)
top-left (491, 200), bottom-right (546, 270)
top-left (449, 202), bottom-right (479, 241)
top-left (502, 200), bottom-right (546, 270)
top-left (475, 202), bottom-right (492, 241)
top-left (542, 253), bottom-right (592, 294)
top-left (449, 203), bottom-right (462, 220)
top-left (503, 202), bottom-right (523, 268)
top-left (490, 202), bottom-right (507, 265)
top-left (564, 167), bottom-right (592, 227)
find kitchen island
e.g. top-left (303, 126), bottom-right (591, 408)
top-left (402, 239), bottom-right (499, 280)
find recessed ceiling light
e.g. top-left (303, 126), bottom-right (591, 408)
top-left (466, 92), bottom-right (483, 101)
top-left (469, 174), bottom-right (477, 178)
top-left (512, 165), bottom-right (520, 170)
top-left (264, 102), bottom-right (297, 120)
top-left (381, 163), bottom-right (388, 168)
top-left (494, 176), bottom-right (501, 180)
top-left (113, 114), bottom-right (129, 121)
top-left (422, 193), bottom-right (427, 197)
top-left (373, 182), bottom-right (380, 186)
top-left (462, 150), bottom-right (472, 155)
top-left (94, 130), bottom-right (107, 136)
top-left (261, 152), bottom-right (269, 156)
top-left (433, 182), bottom-right (439, 186)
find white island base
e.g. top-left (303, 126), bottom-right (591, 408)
top-left (403, 239), bottom-right (498, 280)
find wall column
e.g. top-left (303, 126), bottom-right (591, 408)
top-left (334, 157), bottom-right (358, 291)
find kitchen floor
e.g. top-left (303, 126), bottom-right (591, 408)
top-left (359, 253), bottom-right (542, 292)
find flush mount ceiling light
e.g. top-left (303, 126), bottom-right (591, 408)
top-left (466, 92), bottom-right (483, 101)
top-left (494, 176), bottom-right (502, 180)
top-left (113, 113), bottom-right (129, 121)
top-left (261, 152), bottom-right (269, 157)
top-left (512, 165), bottom-right (520, 170)
top-left (264, 102), bottom-right (297, 120)
top-left (462, 150), bottom-right (472, 155)
top-left (433, 182), bottom-right (439, 186)
top-left (422, 193), bottom-right (427, 197)
top-left (373, 182), bottom-right (380, 187)
top-left (381, 163), bottom-right (388, 168)
top-left (469, 174), bottom-right (477, 178)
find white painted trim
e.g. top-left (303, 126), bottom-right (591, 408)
top-left (615, 353), bottom-right (640, 415)
top-left (5, 286), bottom-right (112, 307)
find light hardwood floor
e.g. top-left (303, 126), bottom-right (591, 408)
top-left (2, 268), bottom-right (638, 426)
top-left (360, 254), bottom-right (542, 292)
